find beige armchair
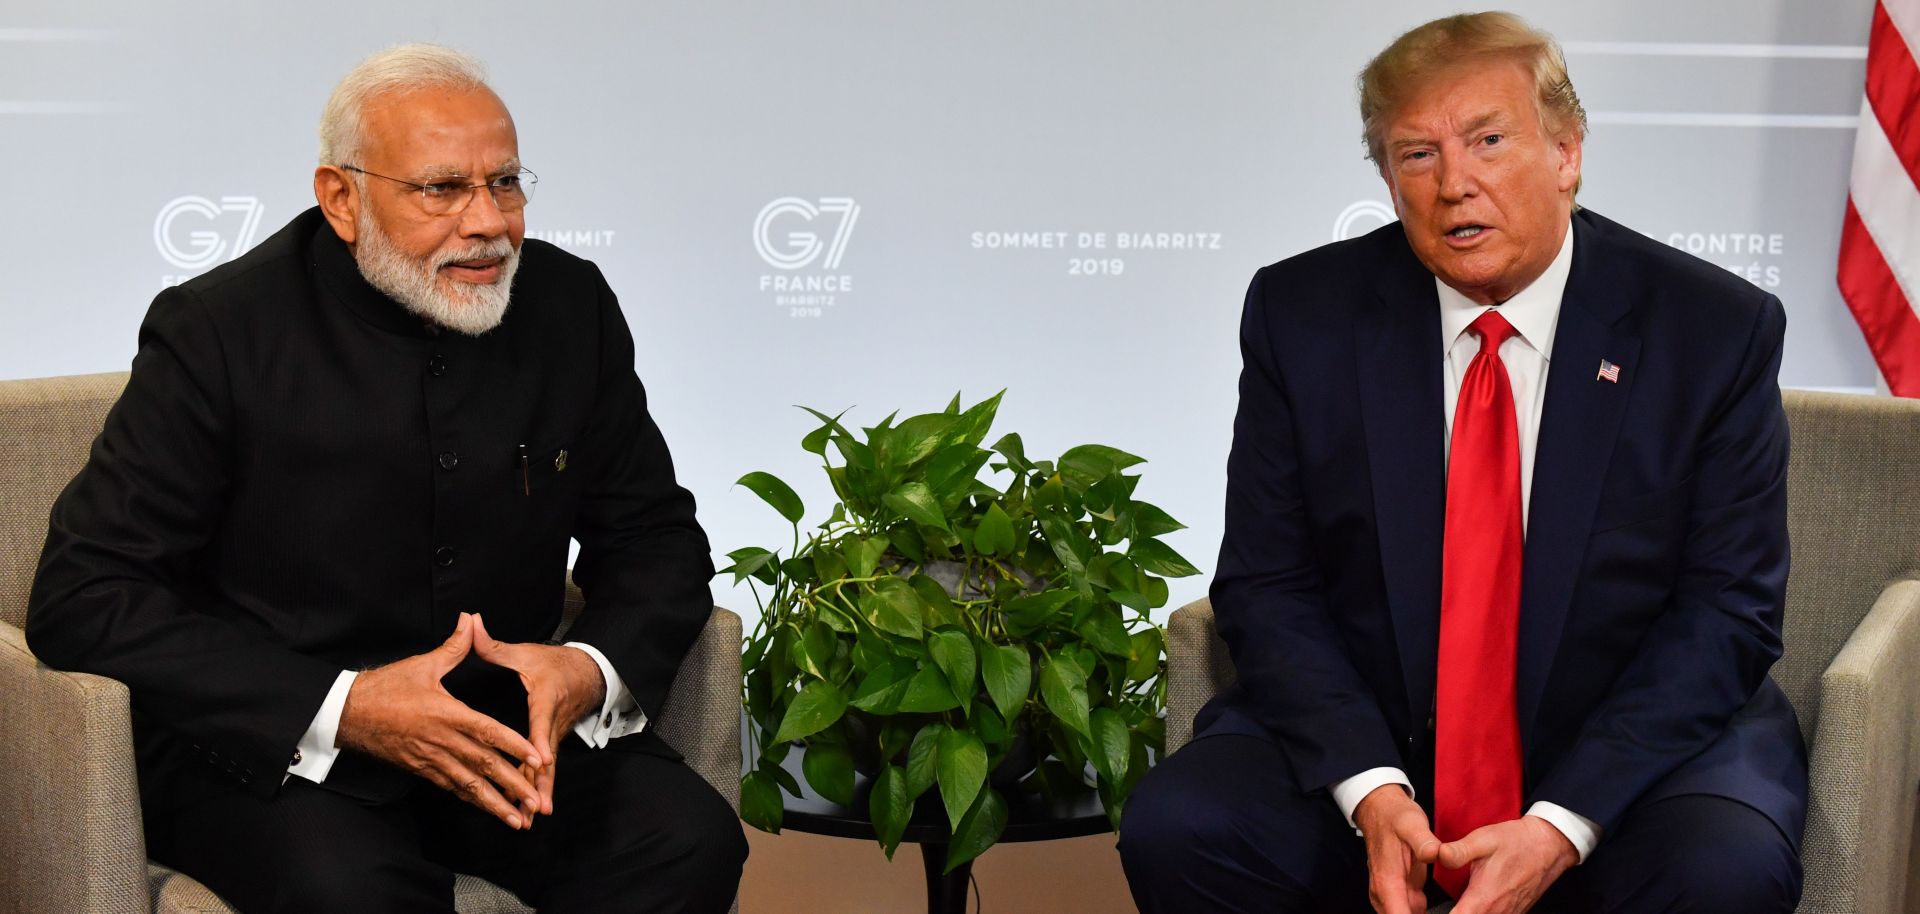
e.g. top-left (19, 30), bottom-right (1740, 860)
top-left (0, 372), bottom-right (743, 914)
top-left (1164, 389), bottom-right (1920, 914)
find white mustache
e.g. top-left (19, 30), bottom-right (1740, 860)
top-left (435, 239), bottom-right (515, 271)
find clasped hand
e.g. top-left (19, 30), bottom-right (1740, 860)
top-left (338, 612), bottom-right (606, 829)
top-left (1353, 785), bottom-right (1578, 914)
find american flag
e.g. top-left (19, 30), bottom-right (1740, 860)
top-left (1838, 0), bottom-right (1920, 397)
top-left (1597, 359), bottom-right (1621, 383)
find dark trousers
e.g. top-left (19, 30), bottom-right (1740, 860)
top-left (1118, 733), bottom-right (1801, 914)
top-left (144, 738), bottom-right (748, 914)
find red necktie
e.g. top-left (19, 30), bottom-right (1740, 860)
top-left (1433, 310), bottom-right (1524, 899)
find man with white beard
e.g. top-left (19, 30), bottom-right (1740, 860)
top-left (26, 45), bottom-right (745, 913)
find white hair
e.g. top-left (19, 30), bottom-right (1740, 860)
top-left (318, 44), bottom-right (490, 166)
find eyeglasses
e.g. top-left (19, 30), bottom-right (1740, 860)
top-left (339, 164), bottom-right (537, 215)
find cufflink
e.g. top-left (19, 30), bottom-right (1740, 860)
top-left (603, 713), bottom-right (613, 727)
top-left (290, 749), bottom-right (303, 767)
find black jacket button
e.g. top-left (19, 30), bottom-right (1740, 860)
top-left (428, 355), bottom-right (448, 376)
top-left (438, 451), bottom-right (459, 471)
top-left (435, 547), bottom-right (458, 568)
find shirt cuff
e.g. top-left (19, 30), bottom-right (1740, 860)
top-left (285, 669), bottom-right (356, 785)
top-left (1525, 801), bottom-right (1602, 864)
top-left (1330, 767), bottom-right (1414, 832)
top-left (565, 641), bottom-right (647, 748)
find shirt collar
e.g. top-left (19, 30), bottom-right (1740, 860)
top-left (1436, 219), bottom-right (1574, 361)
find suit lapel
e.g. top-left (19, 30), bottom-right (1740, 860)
top-left (1516, 214), bottom-right (1640, 744)
top-left (1355, 239), bottom-right (1448, 731)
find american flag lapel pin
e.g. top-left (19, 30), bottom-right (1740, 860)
top-left (1596, 359), bottom-right (1622, 383)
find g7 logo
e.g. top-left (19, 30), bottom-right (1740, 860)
top-left (753, 197), bottom-right (860, 270)
top-left (154, 196), bottom-right (267, 270)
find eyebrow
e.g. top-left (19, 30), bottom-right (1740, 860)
top-left (1388, 110), bottom-right (1517, 153)
top-left (412, 158), bottom-right (521, 180)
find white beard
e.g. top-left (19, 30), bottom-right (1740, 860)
top-left (353, 207), bottom-right (520, 336)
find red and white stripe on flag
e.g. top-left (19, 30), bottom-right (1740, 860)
top-left (1841, 0), bottom-right (1920, 397)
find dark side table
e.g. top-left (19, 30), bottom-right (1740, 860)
top-left (770, 742), bottom-right (1113, 914)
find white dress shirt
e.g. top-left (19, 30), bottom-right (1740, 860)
top-left (1331, 222), bottom-right (1603, 864)
top-left (285, 640), bottom-right (645, 784)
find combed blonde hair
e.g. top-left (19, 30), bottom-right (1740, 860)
top-left (318, 44), bottom-right (490, 166)
top-left (1358, 12), bottom-right (1586, 166)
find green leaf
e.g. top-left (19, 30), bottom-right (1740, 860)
top-left (772, 680), bottom-right (847, 744)
top-left (1076, 607), bottom-right (1132, 659)
top-left (772, 762), bottom-right (803, 798)
top-left (935, 729), bottom-right (988, 831)
top-left (979, 642), bottom-right (1033, 723)
top-left (928, 628), bottom-right (979, 703)
top-left (1058, 444), bottom-right (1145, 486)
top-left (1040, 652), bottom-right (1092, 739)
top-left (890, 523), bottom-right (927, 563)
top-left (800, 406), bottom-right (853, 457)
top-left (1127, 500), bottom-right (1186, 538)
top-left (926, 444), bottom-right (991, 502)
top-left (972, 701), bottom-right (1010, 747)
top-left (909, 574), bottom-right (960, 629)
top-left (1129, 538), bottom-right (1201, 577)
top-left (943, 787), bottom-right (1008, 874)
top-left (721, 547), bottom-right (777, 585)
top-left (1127, 628), bottom-right (1163, 683)
top-left (882, 482), bottom-right (950, 532)
top-left (1005, 590), bottom-right (1078, 629)
top-left (832, 435), bottom-right (877, 473)
top-left (870, 764), bottom-right (912, 859)
top-left (859, 577), bottom-right (925, 640)
top-left (955, 391), bottom-right (1004, 449)
top-left (1107, 589), bottom-right (1151, 613)
top-left (796, 621), bottom-right (836, 680)
top-left (802, 423), bottom-right (832, 457)
top-left (1089, 707), bottom-right (1130, 785)
top-left (799, 405), bottom-right (857, 440)
top-left (973, 502), bottom-right (1015, 556)
top-left (990, 433), bottom-right (1031, 475)
top-left (849, 654), bottom-right (916, 713)
top-left (741, 769), bottom-right (784, 833)
top-left (883, 413), bottom-right (959, 470)
top-left (897, 664), bottom-right (962, 713)
top-left (801, 740), bottom-right (855, 806)
top-left (906, 722), bottom-right (946, 799)
top-left (1038, 512), bottom-right (1092, 578)
top-left (812, 547), bottom-right (849, 587)
top-left (1032, 474), bottom-right (1068, 511)
top-left (735, 471), bottom-right (805, 524)
top-left (846, 535), bottom-right (890, 579)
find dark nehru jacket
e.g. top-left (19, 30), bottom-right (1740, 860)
top-left (27, 206), bottom-right (714, 802)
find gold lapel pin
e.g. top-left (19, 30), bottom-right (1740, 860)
top-left (554, 449), bottom-right (569, 472)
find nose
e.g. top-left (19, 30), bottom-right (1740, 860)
top-left (457, 184), bottom-right (510, 239)
top-left (1435, 150), bottom-right (1480, 203)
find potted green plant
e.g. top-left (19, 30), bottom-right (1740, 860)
top-left (725, 391), bottom-right (1198, 872)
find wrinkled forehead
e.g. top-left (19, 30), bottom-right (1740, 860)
top-left (360, 86), bottom-right (519, 175)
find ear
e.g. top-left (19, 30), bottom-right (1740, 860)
top-left (1554, 133), bottom-right (1583, 195)
top-left (314, 166), bottom-right (359, 245)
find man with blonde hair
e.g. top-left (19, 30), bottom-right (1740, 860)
top-left (1121, 12), bottom-right (1804, 914)
top-left (28, 44), bottom-right (745, 912)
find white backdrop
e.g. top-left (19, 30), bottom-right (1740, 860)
top-left (1, 2), bottom-right (1876, 622)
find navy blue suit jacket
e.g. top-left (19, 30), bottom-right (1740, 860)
top-left (1197, 208), bottom-right (1808, 844)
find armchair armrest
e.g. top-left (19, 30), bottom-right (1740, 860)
top-left (1166, 598), bottom-right (1235, 756)
top-left (1800, 578), bottom-right (1920, 914)
top-left (649, 607), bottom-right (742, 813)
top-left (0, 620), bottom-right (148, 914)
